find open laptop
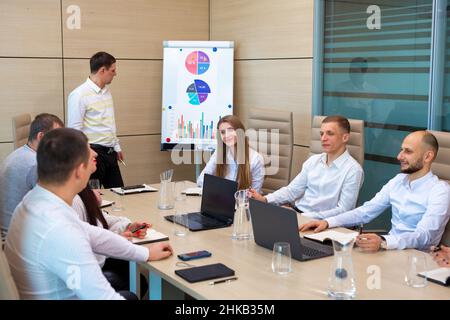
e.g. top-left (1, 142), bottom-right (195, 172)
top-left (165, 174), bottom-right (238, 231)
top-left (249, 199), bottom-right (334, 261)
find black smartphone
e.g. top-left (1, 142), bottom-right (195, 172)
top-left (177, 250), bottom-right (212, 261)
top-left (121, 184), bottom-right (146, 190)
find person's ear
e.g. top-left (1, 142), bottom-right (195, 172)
top-left (73, 162), bottom-right (85, 180)
top-left (342, 132), bottom-right (350, 143)
top-left (36, 131), bottom-right (45, 142)
top-left (424, 150), bottom-right (434, 164)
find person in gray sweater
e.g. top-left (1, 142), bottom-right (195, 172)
top-left (0, 113), bottom-right (63, 240)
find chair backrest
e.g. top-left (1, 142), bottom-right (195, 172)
top-left (0, 246), bottom-right (19, 300)
top-left (12, 113), bottom-right (31, 149)
top-left (429, 130), bottom-right (450, 246)
top-left (310, 115), bottom-right (365, 167)
top-left (247, 108), bottom-right (293, 194)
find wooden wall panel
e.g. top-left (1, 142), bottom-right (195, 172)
top-left (0, 58), bottom-right (64, 142)
top-left (120, 135), bottom-right (195, 185)
top-left (211, 0), bottom-right (313, 59)
top-left (0, 0), bottom-right (62, 57)
top-left (64, 59), bottom-right (163, 135)
top-left (234, 59), bottom-right (312, 146)
top-left (62, 0), bottom-right (209, 59)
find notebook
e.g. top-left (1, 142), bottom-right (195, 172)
top-left (304, 230), bottom-right (359, 245)
top-left (100, 199), bottom-right (114, 208)
top-left (175, 263), bottom-right (235, 283)
top-left (130, 229), bottom-right (169, 245)
top-left (182, 187), bottom-right (202, 196)
top-left (419, 268), bottom-right (450, 286)
top-left (111, 184), bottom-right (158, 195)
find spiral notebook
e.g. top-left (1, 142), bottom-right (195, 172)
top-left (131, 229), bottom-right (169, 245)
top-left (419, 268), bottom-right (450, 286)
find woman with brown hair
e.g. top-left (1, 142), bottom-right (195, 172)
top-left (197, 115), bottom-right (265, 192)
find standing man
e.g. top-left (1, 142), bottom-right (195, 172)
top-left (0, 113), bottom-right (63, 240)
top-left (68, 51), bottom-right (124, 188)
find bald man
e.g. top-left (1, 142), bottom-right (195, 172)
top-left (300, 131), bottom-right (450, 252)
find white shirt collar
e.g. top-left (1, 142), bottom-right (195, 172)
top-left (402, 170), bottom-right (434, 189)
top-left (319, 149), bottom-right (350, 169)
top-left (86, 77), bottom-right (108, 94)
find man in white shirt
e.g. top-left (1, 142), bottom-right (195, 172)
top-left (300, 131), bottom-right (450, 252)
top-left (0, 113), bottom-right (63, 241)
top-left (250, 115), bottom-right (364, 219)
top-left (5, 128), bottom-right (173, 299)
top-left (67, 51), bottom-right (124, 188)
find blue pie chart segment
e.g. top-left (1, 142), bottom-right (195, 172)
top-left (186, 80), bottom-right (211, 105)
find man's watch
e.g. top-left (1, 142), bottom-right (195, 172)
top-left (380, 236), bottom-right (387, 250)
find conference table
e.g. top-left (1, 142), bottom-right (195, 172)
top-left (102, 181), bottom-right (449, 300)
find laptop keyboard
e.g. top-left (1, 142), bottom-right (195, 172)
top-left (187, 213), bottom-right (222, 227)
top-left (301, 239), bottom-right (334, 258)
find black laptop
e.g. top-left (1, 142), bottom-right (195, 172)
top-left (249, 199), bottom-right (334, 261)
top-left (165, 174), bottom-right (238, 231)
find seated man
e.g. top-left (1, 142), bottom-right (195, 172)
top-left (250, 115), bottom-right (364, 219)
top-left (0, 113), bottom-right (63, 240)
top-left (300, 131), bottom-right (450, 252)
top-left (5, 128), bottom-right (173, 299)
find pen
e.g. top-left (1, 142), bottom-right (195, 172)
top-left (209, 277), bottom-right (238, 285)
top-left (358, 224), bottom-right (363, 234)
top-left (118, 159), bottom-right (127, 166)
top-left (131, 224), bottom-right (148, 233)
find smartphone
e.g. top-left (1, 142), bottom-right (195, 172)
top-left (177, 250), bottom-right (212, 261)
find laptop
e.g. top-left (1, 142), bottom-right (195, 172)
top-left (249, 199), bottom-right (334, 261)
top-left (165, 174), bottom-right (238, 231)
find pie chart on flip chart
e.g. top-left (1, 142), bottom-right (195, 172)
top-left (186, 80), bottom-right (211, 105)
top-left (185, 51), bottom-right (210, 75)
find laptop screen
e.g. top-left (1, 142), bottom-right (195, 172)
top-left (201, 174), bottom-right (238, 222)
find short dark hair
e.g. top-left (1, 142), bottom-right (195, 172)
top-left (28, 113), bottom-right (64, 142)
top-left (90, 51), bottom-right (116, 74)
top-left (322, 115), bottom-right (351, 134)
top-left (422, 131), bottom-right (439, 160)
top-left (37, 128), bottom-right (89, 185)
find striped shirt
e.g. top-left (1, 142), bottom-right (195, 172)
top-left (67, 78), bottom-right (121, 152)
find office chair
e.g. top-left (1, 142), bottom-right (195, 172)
top-left (12, 113), bottom-right (32, 150)
top-left (247, 108), bottom-right (293, 194)
top-left (0, 246), bottom-right (19, 300)
top-left (430, 130), bottom-right (450, 246)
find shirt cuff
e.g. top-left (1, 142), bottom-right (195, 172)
top-left (265, 193), bottom-right (276, 204)
top-left (381, 235), bottom-right (398, 250)
top-left (133, 244), bottom-right (150, 262)
top-left (325, 217), bottom-right (338, 228)
top-left (301, 211), bottom-right (316, 218)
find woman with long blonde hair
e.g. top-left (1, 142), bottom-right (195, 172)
top-left (197, 115), bottom-right (265, 191)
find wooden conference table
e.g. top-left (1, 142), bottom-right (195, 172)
top-left (102, 182), bottom-right (449, 300)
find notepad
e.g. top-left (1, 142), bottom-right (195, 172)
top-left (131, 229), bottom-right (169, 245)
top-left (304, 230), bottom-right (359, 245)
top-left (419, 268), bottom-right (450, 286)
top-left (111, 184), bottom-right (158, 195)
top-left (182, 187), bottom-right (202, 196)
top-left (100, 199), bottom-right (114, 208)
